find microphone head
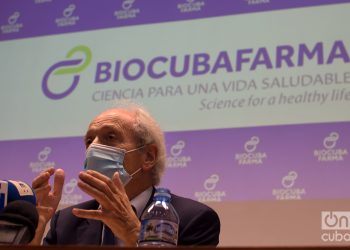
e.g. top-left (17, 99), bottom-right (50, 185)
top-left (0, 200), bottom-right (39, 242)
top-left (7, 180), bottom-right (36, 206)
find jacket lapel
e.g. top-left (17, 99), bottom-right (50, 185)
top-left (138, 186), bottom-right (155, 219)
top-left (75, 200), bottom-right (103, 245)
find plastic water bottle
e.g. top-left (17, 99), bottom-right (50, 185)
top-left (138, 188), bottom-right (179, 247)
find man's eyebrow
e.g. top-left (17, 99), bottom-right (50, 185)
top-left (85, 124), bottom-right (126, 138)
top-left (84, 128), bottom-right (95, 139)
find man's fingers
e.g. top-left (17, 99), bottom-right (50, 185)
top-left (36, 206), bottom-right (54, 219)
top-left (77, 180), bottom-right (114, 210)
top-left (32, 167), bottom-right (55, 189)
top-left (35, 184), bottom-right (51, 202)
top-left (79, 171), bottom-right (116, 199)
top-left (37, 205), bottom-right (54, 214)
top-left (53, 169), bottom-right (65, 197)
top-left (72, 208), bottom-right (103, 220)
top-left (112, 172), bottom-right (126, 195)
top-left (35, 184), bottom-right (51, 193)
top-left (111, 172), bottom-right (134, 213)
top-left (85, 170), bottom-right (118, 194)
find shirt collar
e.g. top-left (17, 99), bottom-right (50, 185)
top-left (130, 186), bottom-right (153, 218)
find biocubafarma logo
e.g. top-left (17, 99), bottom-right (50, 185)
top-left (42, 45), bottom-right (92, 100)
top-left (166, 140), bottom-right (192, 168)
top-left (314, 132), bottom-right (348, 162)
top-left (42, 40), bottom-right (350, 100)
top-left (235, 136), bottom-right (267, 165)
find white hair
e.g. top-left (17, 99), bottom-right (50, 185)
top-left (112, 100), bottom-right (166, 185)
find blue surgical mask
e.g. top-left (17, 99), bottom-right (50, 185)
top-left (84, 143), bottom-right (143, 185)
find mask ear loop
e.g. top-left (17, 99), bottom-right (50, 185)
top-left (126, 144), bottom-right (147, 153)
top-left (130, 167), bottom-right (142, 177)
top-left (123, 167), bottom-right (142, 186)
top-left (126, 141), bottom-right (155, 153)
top-left (124, 142), bottom-right (154, 180)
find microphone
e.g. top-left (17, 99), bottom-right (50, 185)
top-left (0, 180), bottom-right (36, 210)
top-left (0, 200), bottom-right (39, 245)
top-left (0, 180), bottom-right (38, 245)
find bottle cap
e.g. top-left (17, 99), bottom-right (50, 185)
top-left (154, 188), bottom-right (171, 199)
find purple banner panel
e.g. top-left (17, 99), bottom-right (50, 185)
top-left (161, 121), bottom-right (350, 202)
top-left (0, 137), bottom-right (89, 205)
top-left (1, 0), bottom-right (350, 41)
top-left (0, 121), bottom-right (349, 206)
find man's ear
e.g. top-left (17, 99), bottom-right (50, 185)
top-left (142, 144), bottom-right (158, 171)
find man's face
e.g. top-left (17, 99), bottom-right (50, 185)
top-left (84, 109), bottom-right (144, 178)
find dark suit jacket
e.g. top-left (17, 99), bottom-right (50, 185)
top-left (44, 191), bottom-right (220, 246)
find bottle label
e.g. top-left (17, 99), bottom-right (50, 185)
top-left (139, 219), bottom-right (178, 245)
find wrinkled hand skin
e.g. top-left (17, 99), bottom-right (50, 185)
top-left (29, 167), bottom-right (65, 245)
top-left (72, 170), bottom-right (140, 246)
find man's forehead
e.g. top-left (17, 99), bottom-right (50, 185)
top-left (89, 109), bottom-right (135, 128)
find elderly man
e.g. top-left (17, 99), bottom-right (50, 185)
top-left (31, 103), bottom-right (220, 246)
